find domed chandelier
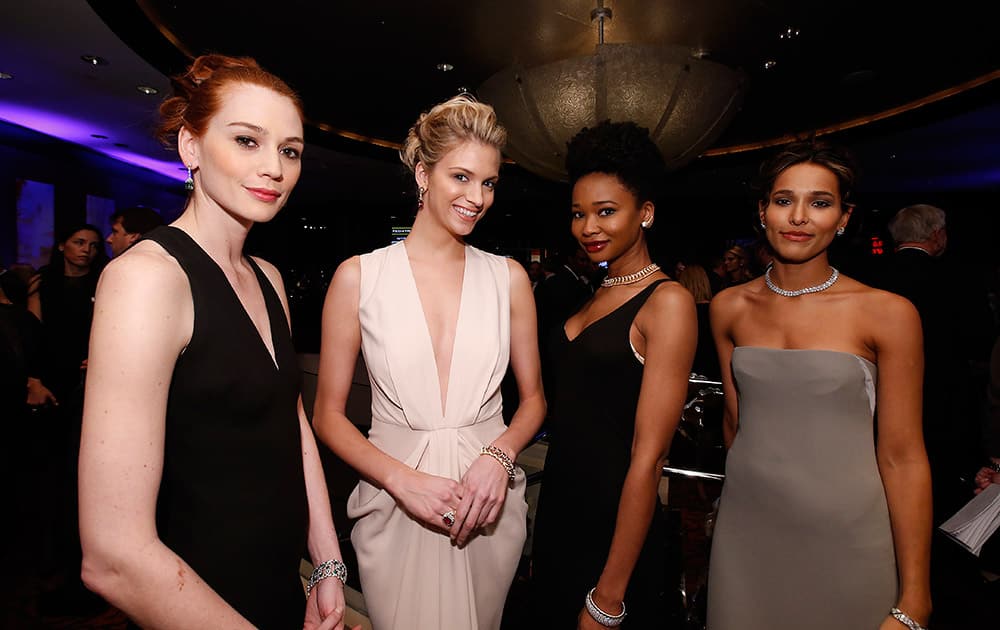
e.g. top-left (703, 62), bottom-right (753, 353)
top-left (478, 1), bottom-right (747, 181)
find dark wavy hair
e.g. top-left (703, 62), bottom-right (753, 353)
top-left (565, 120), bottom-right (665, 204)
top-left (753, 140), bottom-right (859, 208)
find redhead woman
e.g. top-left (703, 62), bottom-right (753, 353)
top-left (706, 141), bottom-right (932, 630)
top-left (79, 55), bottom-right (354, 630)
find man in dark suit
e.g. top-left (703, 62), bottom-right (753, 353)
top-left (876, 204), bottom-right (991, 521)
top-left (876, 204), bottom-right (1000, 622)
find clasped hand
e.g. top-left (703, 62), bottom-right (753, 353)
top-left (303, 576), bottom-right (360, 630)
top-left (450, 454), bottom-right (510, 546)
top-left (392, 454), bottom-right (511, 546)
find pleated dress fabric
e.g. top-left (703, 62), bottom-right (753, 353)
top-left (706, 347), bottom-right (897, 630)
top-left (347, 241), bottom-right (528, 630)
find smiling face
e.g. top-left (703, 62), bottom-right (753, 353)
top-left (570, 172), bottom-right (653, 265)
top-left (759, 162), bottom-right (851, 264)
top-left (179, 82), bottom-right (304, 225)
top-left (415, 140), bottom-right (500, 238)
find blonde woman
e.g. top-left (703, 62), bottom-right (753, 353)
top-left (312, 94), bottom-right (545, 630)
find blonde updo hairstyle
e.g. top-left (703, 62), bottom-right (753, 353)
top-left (155, 54), bottom-right (303, 148)
top-left (399, 94), bottom-right (506, 178)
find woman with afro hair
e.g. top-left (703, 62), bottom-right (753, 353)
top-left (531, 120), bottom-right (696, 628)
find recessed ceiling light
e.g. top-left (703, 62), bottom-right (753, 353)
top-left (81, 55), bottom-right (109, 66)
top-left (113, 142), bottom-right (129, 148)
top-left (437, 63), bottom-right (454, 72)
top-left (778, 27), bottom-right (801, 40)
top-left (0, 72), bottom-right (12, 80)
top-left (764, 60), bottom-right (778, 70)
top-left (136, 85), bottom-right (158, 95)
top-left (90, 133), bottom-right (108, 139)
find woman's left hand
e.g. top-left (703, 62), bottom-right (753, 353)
top-left (304, 577), bottom-right (359, 630)
top-left (453, 454), bottom-right (510, 546)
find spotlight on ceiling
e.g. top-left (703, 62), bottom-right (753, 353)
top-left (136, 85), bottom-right (159, 95)
top-left (478, 0), bottom-right (746, 181)
top-left (0, 72), bottom-right (12, 80)
top-left (81, 54), bottom-right (109, 66)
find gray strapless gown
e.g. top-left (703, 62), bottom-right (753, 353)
top-left (706, 347), bottom-right (897, 630)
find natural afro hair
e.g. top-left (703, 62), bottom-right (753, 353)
top-left (565, 120), bottom-right (665, 204)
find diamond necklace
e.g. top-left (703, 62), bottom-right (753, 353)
top-left (764, 264), bottom-right (839, 297)
top-left (601, 263), bottom-right (660, 288)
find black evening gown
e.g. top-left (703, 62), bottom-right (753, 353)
top-left (532, 280), bottom-right (672, 628)
top-left (137, 227), bottom-right (308, 629)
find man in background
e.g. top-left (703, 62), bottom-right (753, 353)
top-left (105, 206), bottom-right (164, 257)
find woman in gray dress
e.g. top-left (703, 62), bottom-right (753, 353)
top-left (706, 141), bottom-right (932, 630)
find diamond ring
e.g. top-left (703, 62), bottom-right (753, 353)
top-left (442, 510), bottom-right (456, 527)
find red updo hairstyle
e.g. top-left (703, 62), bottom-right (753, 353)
top-left (155, 54), bottom-right (303, 147)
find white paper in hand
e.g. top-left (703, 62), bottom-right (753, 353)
top-left (939, 484), bottom-right (1000, 557)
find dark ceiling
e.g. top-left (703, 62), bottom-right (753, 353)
top-left (103, 0), bottom-right (999, 162)
top-left (0, 0), bottom-right (997, 252)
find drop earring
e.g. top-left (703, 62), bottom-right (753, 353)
top-left (836, 226), bottom-right (845, 236)
top-left (641, 220), bottom-right (650, 229)
top-left (760, 221), bottom-right (767, 230)
top-left (184, 166), bottom-right (194, 192)
top-left (417, 186), bottom-right (426, 208)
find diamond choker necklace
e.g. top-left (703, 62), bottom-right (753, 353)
top-left (764, 264), bottom-right (839, 297)
top-left (601, 263), bottom-right (660, 288)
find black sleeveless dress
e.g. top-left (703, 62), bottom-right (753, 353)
top-left (532, 280), bottom-right (672, 628)
top-left (139, 226), bottom-right (308, 629)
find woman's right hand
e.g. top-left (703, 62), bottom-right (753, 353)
top-left (26, 377), bottom-right (58, 407)
top-left (390, 468), bottom-right (464, 535)
top-left (974, 466), bottom-right (1000, 493)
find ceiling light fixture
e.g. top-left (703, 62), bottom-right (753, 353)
top-left (81, 54), bottom-right (109, 66)
top-left (436, 63), bottom-right (454, 72)
top-left (90, 133), bottom-right (108, 139)
top-left (478, 0), bottom-right (746, 181)
top-left (0, 72), bottom-right (12, 80)
top-left (136, 85), bottom-right (158, 95)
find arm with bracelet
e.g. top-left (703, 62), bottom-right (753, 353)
top-left (256, 264), bottom-right (357, 630)
top-left (450, 260), bottom-right (547, 548)
top-left (578, 284), bottom-right (697, 629)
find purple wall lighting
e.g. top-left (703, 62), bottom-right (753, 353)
top-left (16, 179), bottom-right (55, 269)
top-left (0, 102), bottom-right (186, 183)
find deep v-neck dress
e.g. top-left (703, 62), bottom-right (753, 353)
top-left (139, 226), bottom-right (308, 629)
top-left (532, 280), bottom-right (672, 628)
top-left (348, 241), bottom-right (528, 630)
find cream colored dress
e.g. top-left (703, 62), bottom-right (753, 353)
top-left (347, 241), bottom-right (528, 630)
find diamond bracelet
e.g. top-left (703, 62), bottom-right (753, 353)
top-left (306, 558), bottom-right (347, 598)
top-left (481, 444), bottom-right (516, 483)
top-left (890, 607), bottom-right (927, 630)
top-left (585, 587), bottom-right (626, 627)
